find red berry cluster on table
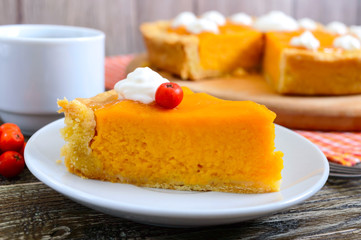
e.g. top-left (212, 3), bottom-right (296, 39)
top-left (0, 123), bottom-right (26, 178)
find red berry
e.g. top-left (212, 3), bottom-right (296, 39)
top-left (0, 123), bottom-right (21, 135)
top-left (0, 151), bottom-right (25, 178)
top-left (0, 130), bottom-right (24, 152)
top-left (155, 82), bottom-right (183, 109)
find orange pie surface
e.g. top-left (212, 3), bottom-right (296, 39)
top-left (58, 88), bottom-right (283, 193)
top-left (169, 23), bottom-right (264, 72)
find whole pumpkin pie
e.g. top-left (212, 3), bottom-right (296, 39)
top-left (142, 11), bottom-right (361, 96)
top-left (58, 67), bottom-right (283, 193)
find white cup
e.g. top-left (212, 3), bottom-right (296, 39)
top-left (0, 24), bottom-right (105, 135)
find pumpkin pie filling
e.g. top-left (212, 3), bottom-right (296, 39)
top-left (58, 68), bottom-right (283, 193)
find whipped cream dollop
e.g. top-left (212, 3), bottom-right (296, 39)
top-left (172, 11), bottom-right (197, 28)
top-left (333, 35), bottom-right (361, 50)
top-left (349, 25), bottom-right (361, 39)
top-left (253, 11), bottom-right (299, 32)
top-left (171, 11), bottom-right (220, 34)
top-left (201, 11), bottom-right (226, 26)
top-left (114, 67), bottom-right (169, 104)
top-left (326, 21), bottom-right (348, 35)
top-left (298, 18), bottom-right (317, 30)
top-left (186, 18), bottom-right (219, 34)
top-left (229, 12), bottom-right (253, 25)
top-left (290, 31), bottom-right (320, 50)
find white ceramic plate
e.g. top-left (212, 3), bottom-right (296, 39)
top-left (25, 119), bottom-right (329, 227)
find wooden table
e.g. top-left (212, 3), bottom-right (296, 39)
top-left (1, 167), bottom-right (360, 239)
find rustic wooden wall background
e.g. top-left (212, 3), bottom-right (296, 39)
top-left (0, 0), bottom-right (360, 56)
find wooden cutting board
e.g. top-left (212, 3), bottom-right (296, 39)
top-left (127, 54), bottom-right (361, 131)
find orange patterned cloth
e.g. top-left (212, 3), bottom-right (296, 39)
top-left (295, 131), bottom-right (361, 166)
top-left (105, 55), bottom-right (361, 166)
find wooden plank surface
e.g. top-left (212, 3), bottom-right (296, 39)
top-left (293, 0), bottom-right (359, 25)
top-left (0, 168), bottom-right (360, 239)
top-left (196, 0), bottom-right (293, 16)
top-left (20, 0), bottom-right (138, 55)
top-left (0, 0), bottom-right (19, 24)
top-left (134, 0), bottom-right (194, 54)
top-left (0, 0), bottom-right (360, 55)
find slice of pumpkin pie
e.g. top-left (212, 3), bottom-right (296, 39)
top-left (58, 67), bottom-right (283, 193)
